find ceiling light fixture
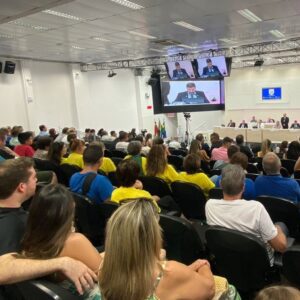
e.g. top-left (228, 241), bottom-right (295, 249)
top-left (42, 10), bottom-right (84, 21)
top-left (219, 38), bottom-right (237, 44)
top-left (9, 20), bottom-right (50, 31)
top-left (0, 34), bottom-right (15, 39)
top-left (110, 0), bottom-right (144, 10)
top-left (270, 30), bottom-right (285, 38)
top-left (237, 9), bottom-right (262, 22)
top-left (173, 21), bottom-right (204, 32)
top-left (128, 31), bottom-right (157, 39)
top-left (72, 45), bottom-right (86, 50)
top-left (91, 36), bottom-right (110, 42)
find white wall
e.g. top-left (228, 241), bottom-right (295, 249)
top-left (225, 64), bottom-right (300, 125)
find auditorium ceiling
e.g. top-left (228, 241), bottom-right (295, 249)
top-left (0, 0), bottom-right (299, 64)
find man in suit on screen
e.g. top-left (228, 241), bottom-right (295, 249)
top-left (172, 62), bottom-right (190, 80)
top-left (281, 113), bottom-right (289, 129)
top-left (202, 58), bottom-right (222, 78)
top-left (174, 82), bottom-right (210, 104)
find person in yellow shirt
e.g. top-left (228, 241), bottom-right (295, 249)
top-left (100, 156), bottom-right (116, 175)
top-left (146, 145), bottom-right (179, 184)
top-left (124, 141), bottom-right (147, 175)
top-left (62, 139), bottom-right (85, 168)
top-left (178, 154), bottom-right (215, 198)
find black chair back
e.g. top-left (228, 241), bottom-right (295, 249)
top-left (111, 157), bottom-right (123, 167)
top-left (15, 280), bottom-right (80, 300)
top-left (170, 149), bottom-right (187, 157)
top-left (159, 214), bottom-right (205, 265)
top-left (245, 173), bottom-right (259, 181)
top-left (256, 196), bottom-right (300, 237)
top-left (209, 188), bottom-right (223, 199)
top-left (171, 181), bottom-right (206, 220)
top-left (206, 226), bottom-right (271, 293)
top-left (282, 246), bottom-right (300, 287)
top-left (104, 149), bottom-right (112, 157)
top-left (281, 159), bottom-right (296, 175)
top-left (294, 170), bottom-right (300, 179)
top-left (247, 163), bottom-right (259, 174)
top-left (108, 171), bottom-right (120, 187)
top-left (256, 157), bottom-right (263, 172)
top-left (110, 150), bottom-right (126, 158)
top-left (59, 164), bottom-right (82, 187)
top-left (280, 167), bottom-right (290, 177)
top-left (167, 155), bottom-right (183, 171)
top-left (139, 176), bottom-right (172, 197)
top-left (33, 158), bottom-right (64, 184)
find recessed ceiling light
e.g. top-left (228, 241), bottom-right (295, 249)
top-left (173, 21), bottom-right (204, 32)
top-left (219, 38), bottom-right (237, 44)
top-left (9, 20), bottom-right (50, 31)
top-left (269, 30), bottom-right (285, 38)
top-left (110, 0), bottom-right (144, 10)
top-left (237, 9), bottom-right (262, 22)
top-left (72, 45), bottom-right (86, 50)
top-left (42, 10), bottom-right (84, 21)
top-left (149, 48), bottom-right (165, 53)
top-left (128, 31), bottom-right (157, 39)
top-left (91, 36), bottom-right (110, 42)
top-left (0, 33), bottom-right (15, 39)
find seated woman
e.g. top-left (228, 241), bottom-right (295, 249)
top-left (20, 184), bottom-right (102, 299)
top-left (124, 140), bottom-right (147, 175)
top-left (286, 140), bottom-right (300, 160)
top-left (215, 152), bottom-right (256, 200)
top-left (257, 139), bottom-right (272, 158)
top-left (189, 139), bottom-right (210, 173)
top-left (99, 199), bottom-right (215, 300)
top-left (146, 145), bottom-right (179, 184)
top-left (152, 136), bottom-right (171, 156)
top-left (178, 154), bottom-right (215, 198)
top-left (63, 139), bottom-right (85, 168)
top-left (33, 136), bottom-right (52, 160)
top-left (48, 142), bottom-right (67, 165)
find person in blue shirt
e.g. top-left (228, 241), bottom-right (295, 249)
top-left (70, 143), bottom-right (113, 204)
top-left (255, 152), bottom-right (300, 204)
top-left (215, 152), bottom-right (256, 200)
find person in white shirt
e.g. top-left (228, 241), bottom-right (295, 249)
top-left (115, 131), bottom-right (129, 152)
top-left (205, 164), bottom-right (287, 265)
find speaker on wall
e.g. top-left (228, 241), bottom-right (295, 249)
top-left (4, 61), bottom-right (16, 74)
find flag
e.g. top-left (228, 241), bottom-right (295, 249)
top-left (160, 121), bottom-right (167, 138)
top-left (154, 121), bottom-right (159, 136)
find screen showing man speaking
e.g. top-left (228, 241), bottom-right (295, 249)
top-left (161, 80), bottom-right (221, 106)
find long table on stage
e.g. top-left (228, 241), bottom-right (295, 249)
top-left (213, 127), bottom-right (300, 143)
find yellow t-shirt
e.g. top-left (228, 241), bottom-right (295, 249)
top-left (100, 157), bottom-right (116, 175)
top-left (62, 153), bottom-right (84, 169)
top-left (124, 155), bottom-right (147, 175)
top-left (111, 186), bottom-right (160, 212)
top-left (178, 172), bottom-right (215, 198)
top-left (148, 164), bottom-right (179, 184)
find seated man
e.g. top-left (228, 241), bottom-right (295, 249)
top-left (174, 82), bottom-right (209, 104)
top-left (255, 152), bottom-right (300, 204)
top-left (211, 137), bottom-right (232, 162)
top-left (206, 164), bottom-right (287, 264)
top-left (0, 158), bottom-right (37, 255)
top-left (227, 120), bottom-right (236, 127)
top-left (70, 144), bottom-right (114, 204)
top-left (239, 120), bottom-right (248, 128)
top-left (235, 134), bottom-right (253, 159)
top-left (14, 132), bottom-right (35, 157)
top-left (290, 120), bottom-right (300, 129)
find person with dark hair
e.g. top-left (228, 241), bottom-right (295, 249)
top-left (54, 127), bottom-right (69, 143)
top-left (48, 128), bottom-right (58, 140)
top-left (227, 120), bottom-right (236, 127)
top-left (178, 154), bottom-right (214, 198)
top-left (38, 125), bottom-right (48, 137)
top-left (174, 82), bottom-right (209, 104)
top-left (235, 134), bottom-right (253, 159)
top-left (172, 62), bottom-right (190, 80)
top-left (63, 139), bottom-right (85, 168)
top-left (211, 137), bottom-right (232, 162)
top-left (9, 126), bottom-right (22, 147)
top-left (84, 128), bottom-right (91, 143)
top-left (115, 131), bottom-right (129, 152)
top-left (202, 58), bottom-right (222, 78)
top-left (210, 132), bottom-right (222, 152)
top-left (124, 141), bottom-right (147, 175)
top-left (195, 133), bottom-right (210, 155)
top-left (286, 140), bottom-right (300, 160)
top-left (281, 113), bottom-right (289, 129)
top-left (215, 152), bottom-right (256, 200)
top-left (290, 120), bottom-right (300, 129)
top-left (238, 120), bottom-right (248, 128)
top-left (33, 136), bottom-right (52, 160)
top-left (70, 144), bottom-right (113, 204)
top-left (14, 131), bottom-right (35, 157)
top-left (20, 184), bottom-right (102, 298)
top-left (206, 164), bottom-right (287, 265)
top-left (152, 136), bottom-right (171, 156)
top-left (277, 140), bottom-right (288, 159)
top-left (48, 142), bottom-right (67, 165)
top-left (146, 145), bottom-right (179, 184)
top-left (0, 131), bottom-right (18, 159)
top-left (255, 153), bottom-right (300, 203)
top-left (0, 158), bottom-right (36, 255)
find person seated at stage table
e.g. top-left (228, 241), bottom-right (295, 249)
top-left (174, 82), bottom-right (210, 104)
top-left (249, 116), bottom-right (258, 128)
top-left (227, 120), bottom-right (236, 127)
top-left (290, 120), bottom-right (300, 129)
top-left (238, 120), bottom-right (248, 128)
top-left (172, 62), bottom-right (190, 80)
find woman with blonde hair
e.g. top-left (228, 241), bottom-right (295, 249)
top-left (146, 145), bottom-right (179, 184)
top-left (255, 286), bottom-right (300, 300)
top-left (257, 139), bottom-right (272, 158)
top-left (99, 199), bottom-right (215, 300)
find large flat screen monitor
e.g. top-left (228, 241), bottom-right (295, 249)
top-left (165, 60), bottom-right (196, 80)
top-left (195, 56), bottom-right (229, 78)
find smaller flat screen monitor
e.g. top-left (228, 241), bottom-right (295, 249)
top-left (262, 87), bottom-right (282, 100)
top-left (195, 56), bottom-right (229, 78)
top-left (165, 60), bottom-right (196, 80)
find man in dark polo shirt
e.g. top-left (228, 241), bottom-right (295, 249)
top-left (0, 158), bottom-right (37, 255)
